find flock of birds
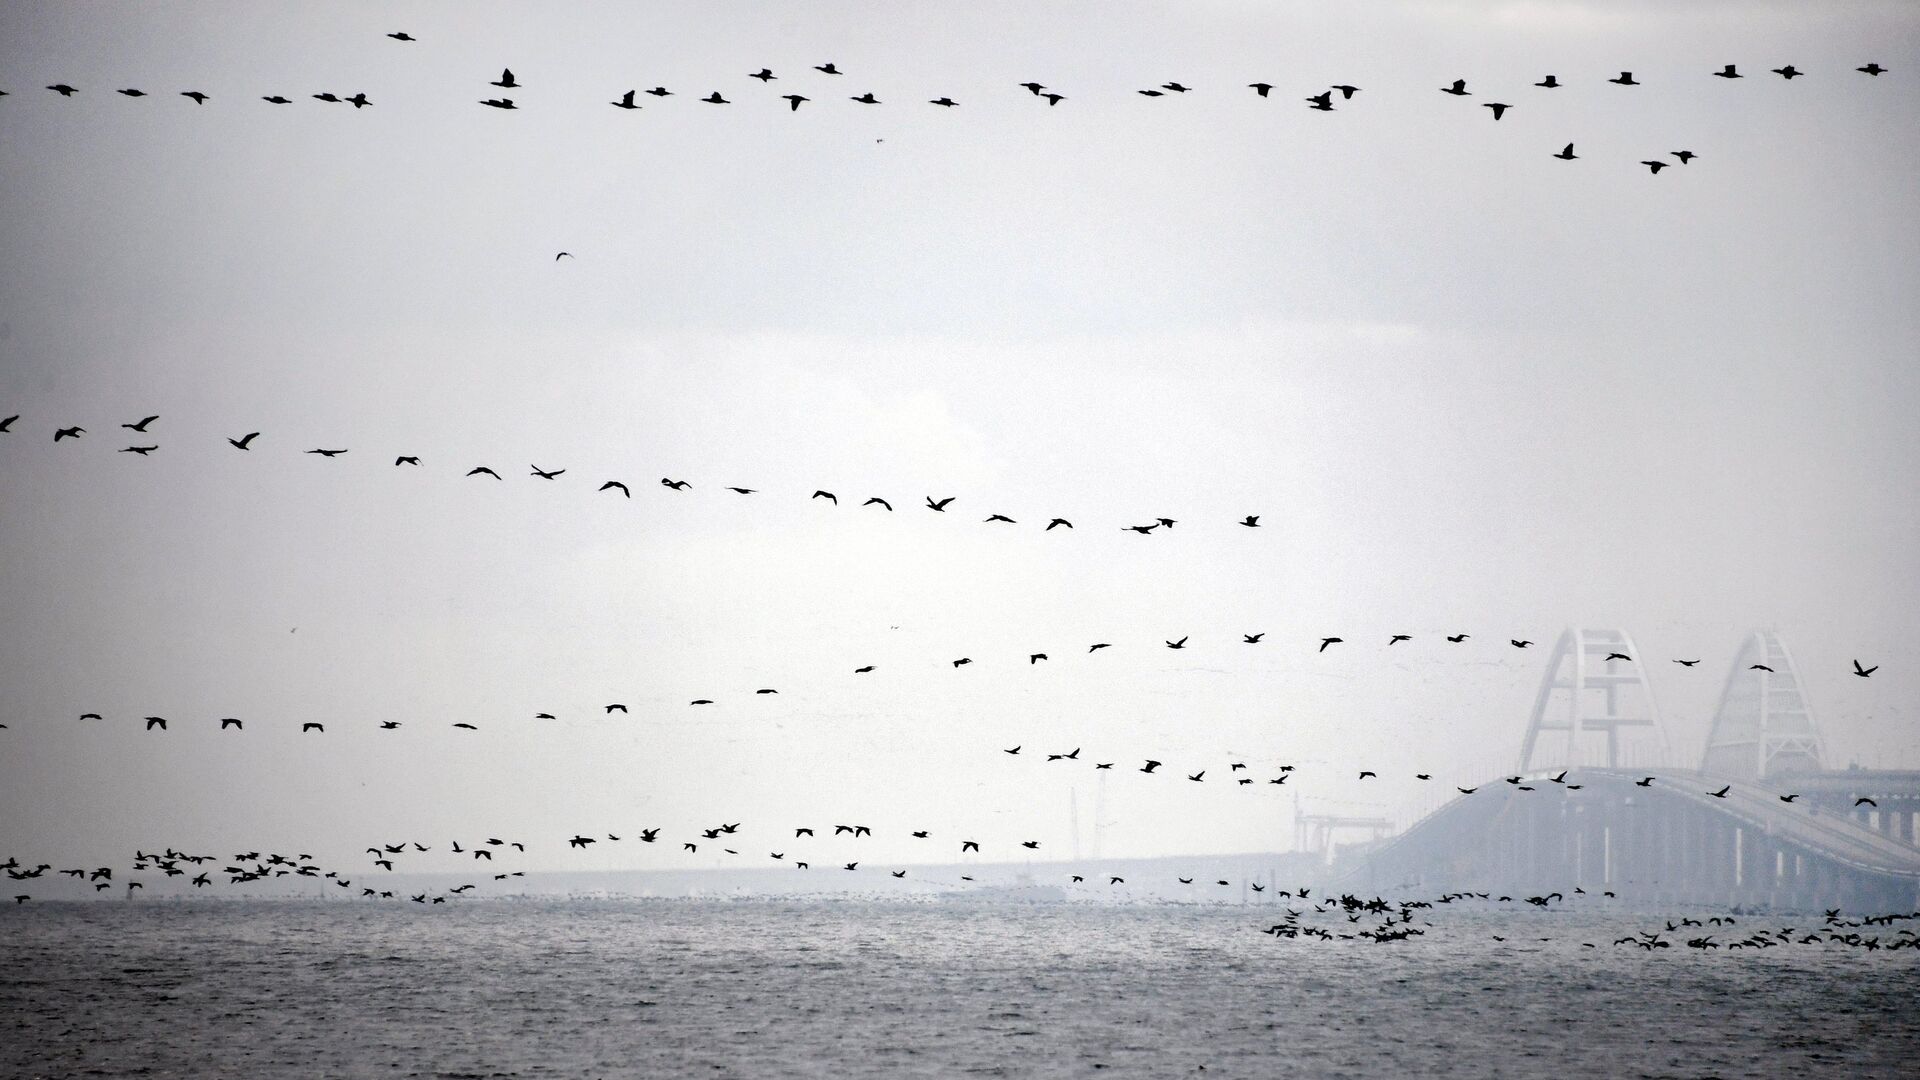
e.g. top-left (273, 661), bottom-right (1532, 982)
top-left (0, 411), bottom-right (1264, 538)
top-left (9, 841), bottom-right (1918, 954)
top-left (4, 38), bottom-right (1896, 174)
top-left (0, 626), bottom-right (1877, 734)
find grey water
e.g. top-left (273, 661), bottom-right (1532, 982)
top-left (2, 900), bottom-right (1915, 1079)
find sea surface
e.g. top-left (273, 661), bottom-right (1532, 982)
top-left (2, 899), bottom-right (1915, 1079)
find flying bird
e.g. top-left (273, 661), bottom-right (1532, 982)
top-left (1772, 65), bottom-right (1801, 80)
top-left (120, 445), bottom-right (157, 456)
top-left (346, 93), bottom-right (371, 108)
top-left (123, 415), bottom-right (159, 431)
top-left (600, 480), bottom-right (630, 497)
top-left (1604, 652), bottom-right (1631, 662)
top-left (1852, 660), bottom-right (1877, 677)
top-left (1858, 63), bottom-right (1887, 76)
top-left (751, 68), bottom-right (776, 82)
top-left (1047, 518), bottom-right (1073, 530)
top-left (480, 98), bottom-right (516, 109)
top-left (1855, 797), bottom-right (1878, 807)
top-left (1166, 637), bottom-right (1187, 650)
top-left (1554, 143), bottom-right (1577, 160)
top-left (1642, 160), bottom-right (1669, 174)
top-left (1484, 102), bottom-right (1509, 120)
top-left (703, 92), bottom-right (728, 104)
top-left (1673, 659), bottom-right (1700, 666)
top-left (55, 426), bottom-right (85, 441)
top-left (645, 87), bottom-right (672, 97)
top-left (1089, 643), bottom-right (1110, 652)
top-left (228, 432), bottom-right (259, 449)
top-left (1708, 785), bottom-right (1730, 798)
top-left (1672, 151), bottom-right (1696, 164)
top-left (851, 92), bottom-right (879, 104)
top-left (1306, 91), bottom-right (1334, 111)
top-left (48, 84), bottom-right (78, 96)
top-left (395, 456), bottom-right (420, 466)
top-left (1750, 664), bottom-right (1774, 673)
top-left (1319, 637), bottom-right (1342, 652)
top-left (661, 478), bottom-right (690, 490)
top-left (1239, 516), bottom-right (1259, 527)
top-left (926, 496), bottom-right (954, 511)
top-left (491, 69), bottom-right (519, 88)
top-left (612, 90), bottom-right (640, 110)
top-left (1249, 83), bottom-right (1273, 97)
top-left (1441, 79), bottom-right (1470, 96)
top-left (1714, 64), bottom-right (1742, 79)
top-left (529, 465), bottom-right (564, 479)
top-left (1511, 640), bottom-right (1532, 648)
top-left (1331, 84), bottom-right (1360, 99)
top-left (1141, 760), bottom-right (1162, 774)
top-left (1446, 634), bottom-right (1470, 643)
top-left (813, 490), bottom-right (838, 503)
top-left (782, 95), bottom-right (808, 111)
top-left (815, 63), bottom-right (841, 75)
top-left (306, 448), bottom-right (347, 457)
top-left (1535, 75), bottom-right (1561, 88)
top-left (1389, 635), bottom-right (1411, 645)
top-left (1610, 72), bottom-right (1640, 85)
top-left (117, 88), bottom-right (148, 97)
top-left (930, 97), bottom-right (958, 107)
top-left (1243, 633), bottom-right (1264, 643)
top-left (952, 658), bottom-right (971, 668)
top-left (985, 514), bottom-right (1015, 523)
top-left (467, 467), bottom-right (501, 479)
top-left (388, 32), bottom-right (415, 41)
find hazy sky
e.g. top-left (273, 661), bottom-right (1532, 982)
top-left (2, 1), bottom-right (1916, 875)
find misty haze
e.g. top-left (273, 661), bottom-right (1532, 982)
top-left (2, 2), bottom-right (1917, 1077)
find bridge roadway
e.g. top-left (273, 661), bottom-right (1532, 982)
top-left (1339, 767), bottom-right (1920, 912)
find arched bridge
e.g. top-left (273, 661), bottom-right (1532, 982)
top-left (1340, 629), bottom-right (1920, 912)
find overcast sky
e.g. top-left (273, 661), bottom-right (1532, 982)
top-left (2, 1), bottom-right (1916, 876)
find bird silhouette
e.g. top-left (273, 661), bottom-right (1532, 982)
top-left (1484, 102), bottom-right (1510, 120)
top-left (123, 415), bottom-right (159, 431)
top-left (48, 84), bottom-right (78, 96)
top-left (661, 478), bottom-right (690, 490)
top-left (1319, 637), bottom-right (1342, 652)
top-left (1511, 640), bottom-right (1532, 648)
top-left (599, 480), bottom-right (630, 497)
top-left (388, 32), bottom-right (415, 41)
top-left (346, 93), bottom-right (371, 108)
top-left (1604, 652), bottom-right (1631, 662)
top-left (812, 490), bottom-right (838, 504)
top-left (1554, 143), bottom-right (1577, 160)
top-left (1389, 634), bottom-right (1411, 645)
top-left (1239, 516), bottom-right (1260, 527)
top-left (219, 718), bottom-right (242, 731)
top-left (1166, 637), bottom-right (1187, 649)
top-left (1306, 91), bottom-right (1334, 111)
top-left (228, 432), bottom-right (259, 450)
top-left (316, 92), bottom-right (341, 103)
top-left (1636, 777), bottom-right (1655, 787)
top-left (120, 445), bottom-right (157, 456)
top-left (851, 92), bottom-right (880, 104)
top-left (302, 723), bottom-right (323, 733)
top-left (1772, 65), bottom-right (1802, 79)
top-left (0, 415), bottom-right (16, 433)
top-left (1004, 746), bottom-right (1021, 755)
top-left (1458, 786), bottom-right (1477, 794)
top-left (1672, 151), bottom-right (1696, 164)
top-left (612, 90), bottom-right (640, 110)
top-left (467, 467), bottom-right (501, 479)
top-left (985, 514), bottom-right (1016, 523)
top-left (952, 658), bottom-right (971, 668)
top-left (816, 63), bottom-right (841, 75)
top-left (1244, 633), bottom-right (1264, 643)
top-left (750, 68), bottom-right (777, 82)
top-left (54, 426), bottom-right (85, 441)
top-left (1030, 654), bottom-right (1047, 664)
top-left (1674, 659), bottom-right (1700, 666)
top-left (1188, 771), bottom-right (1205, 782)
top-left (1249, 83), bottom-right (1273, 97)
top-left (1610, 72), bottom-right (1640, 85)
top-left (1858, 63), bottom-right (1887, 76)
top-left (782, 94), bottom-right (808, 111)
top-left (703, 92), bottom-right (729, 104)
top-left (1536, 75), bottom-right (1561, 88)
top-left (1714, 64), bottom-right (1743, 79)
top-left (480, 98), bottom-right (515, 109)
top-left (1779, 793), bottom-right (1800, 802)
top-left (306, 448), bottom-right (346, 457)
top-left (1750, 664), bottom-right (1775, 672)
top-left (118, 88), bottom-right (147, 97)
top-left (645, 87), bottom-right (672, 97)
top-left (530, 465), bottom-right (564, 480)
top-left (1856, 797), bottom-right (1878, 807)
top-left (1442, 79), bottom-right (1470, 96)
top-left (926, 496), bottom-right (954, 511)
top-left (395, 456), bottom-right (420, 466)
top-left (1708, 785), bottom-right (1730, 798)
top-left (1141, 760), bottom-right (1163, 774)
top-left (930, 97), bottom-right (958, 107)
top-left (1641, 160), bottom-right (1669, 174)
top-left (491, 69), bottom-right (519, 88)
top-left (1852, 660), bottom-right (1877, 677)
